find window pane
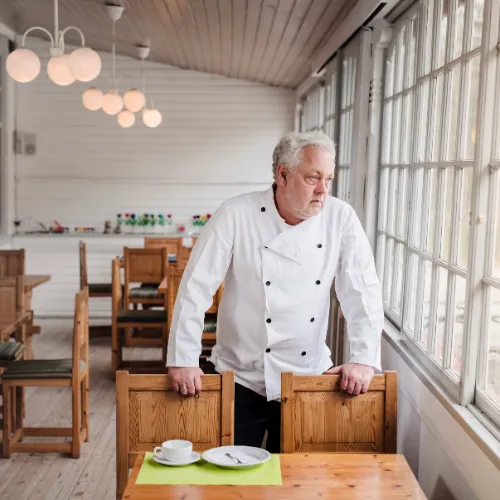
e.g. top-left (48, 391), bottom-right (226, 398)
top-left (378, 167), bottom-right (389, 230)
top-left (434, 0), bottom-right (449, 69)
top-left (376, 234), bottom-right (386, 279)
top-left (395, 26), bottom-right (406, 94)
top-left (451, 275), bottom-right (467, 374)
top-left (426, 168), bottom-right (438, 253)
top-left (453, 0), bottom-right (465, 60)
top-left (382, 100), bottom-right (393, 164)
top-left (385, 47), bottom-right (395, 97)
top-left (393, 242), bottom-right (405, 313)
top-left (434, 267), bottom-right (449, 361)
top-left (463, 56), bottom-right (480, 160)
top-left (397, 167), bottom-right (409, 238)
top-left (391, 97), bottom-right (402, 164)
top-left (430, 73), bottom-right (444, 162)
top-left (421, 260), bottom-right (433, 347)
top-left (404, 252), bottom-right (420, 336)
top-left (470, 0), bottom-right (485, 50)
top-left (458, 168), bottom-right (473, 269)
top-left (384, 238), bottom-right (395, 303)
top-left (410, 168), bottom-right (425, 247)
top-left (408, 16), bottom-right (418, 87)
top-left (486, 287), bottom-right (500, 405)
top-left (445, 65), bottom-right (462, 161)
top-left (416, 80), bottom-right (430, 162)
top-left (402, 91), bottom-right (414, 164)
top-left (420, 0), bottom-right (433, 76)
top-left (440, 168), bottom-right (455, 262)
top-left (388, 169), bottom-right (399, 234)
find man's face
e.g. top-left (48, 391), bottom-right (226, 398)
top-left (276, 146), bottom-right (335, 220)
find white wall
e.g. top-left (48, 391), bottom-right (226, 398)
top-left (14, 38), bottom-right (295, 231)
top-left (382, 337), bottom-right (500, 500)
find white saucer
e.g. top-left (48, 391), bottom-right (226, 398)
top-left (152, 451), bottom-right (201, 466)
top-left (202, 446), bottom-right (271, 470)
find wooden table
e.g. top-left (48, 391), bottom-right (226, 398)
top-left (23, 274), bottom-right (51, 358)
top-left (24, 275), bottom-right (51, 292)
top-left (123, 452), bottom-right (427, 499)
top-left (0, 312), bottom-right (32, 341)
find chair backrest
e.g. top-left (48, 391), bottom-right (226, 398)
top-left (72, 287), bottom-right (89, 377)
top-left (0, 249), bottom-right (25, 277)
top-left (124, 247), bottom-right (167, 284)
top-left (111, 258), bottom-right (123, 319)
top-left (176, 237), bottom-right (198, 267)
top-left (0, 276), bottom-right (25, 321)
top-left (280, 372), bottom-right (397, 453)
top-left (123, 247), bottom-right (168, 306)
top-left (166, 266), bottom-right (223, 332)
top-left (116, 370), bottom-right (235, 498)
top-left (79, 242), bottom-right (88, 289)
top-left (144, 237), bottom-right (179, 257)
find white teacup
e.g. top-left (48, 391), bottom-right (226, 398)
top-left (154, 440), bottom-right (193, 462)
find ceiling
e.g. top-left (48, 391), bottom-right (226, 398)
top-left (0, 0), bottom-right (354, 89)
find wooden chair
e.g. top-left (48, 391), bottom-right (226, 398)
top-left (176, 237), bottom-right (197, 268)
top-left (144, 237), bottom-right (179, 264)
top-left (79, 241), bottom-right (112, 297)
top-left (2, 288), bottom-right (90, 458)
top-left (0, 249), bottom-right (39, 352)
top-left (116, 370), bottom-right (234, 499)
top-left (124, 247), bottom-right (168, 307)
top-left (0, 276), bottom-right (28, 364)
top-left (112, 258), bottom-right (168, 373)
top-left (0, 249), bottom-right (25, 277)
top-left (0, 277), bottom-right (28, 436)
top-left (166, 266), bottom-right (223, 360)
top-left (280, 372), bottom-right (397, 453)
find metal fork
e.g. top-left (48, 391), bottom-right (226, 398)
top-left (225, 452), bottom-right (247, 465)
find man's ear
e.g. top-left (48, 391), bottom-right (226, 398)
top-left (276, 165), bottom-right (289, 186)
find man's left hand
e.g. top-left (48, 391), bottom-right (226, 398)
top-left (323, 362), bottom-right (374, 395)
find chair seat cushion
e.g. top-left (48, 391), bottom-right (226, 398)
top-left (204, 319), bottom-right (217, 333)
top-left (2, 359), bottom-right (86, 379)
top-left (0, 342), bottom-right (25, 360)
top-left (130, 286), bottom-right (162, 299)
top-left (117, 309), bottom-right (167, 324)
top-left (89, 283), bottom-right (112, 294)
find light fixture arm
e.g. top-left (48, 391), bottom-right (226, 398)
top-left (60, 26), bottom-right (86, 46)
top-left (21, 27), bottom-right (55, 48)
top-left (19, 0), bottom-right (85, 57)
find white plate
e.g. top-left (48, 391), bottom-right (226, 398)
top-left (202, 446), bottom-right (271, 470)
top-left (152, 451), bottom-right (201, 467)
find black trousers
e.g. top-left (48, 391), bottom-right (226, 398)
top-left (234, 383), bottom-right (281, 453)
top-left (201, 361), bottom-right (281, 452)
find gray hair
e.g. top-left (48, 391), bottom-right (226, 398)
top-left (272, 131), bottom-right (336, 180)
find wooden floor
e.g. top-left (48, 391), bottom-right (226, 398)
top-left (0, 319), bottom-right (163, 500)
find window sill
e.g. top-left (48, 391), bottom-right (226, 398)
top-left (383, 319), bottom-right (500, 471)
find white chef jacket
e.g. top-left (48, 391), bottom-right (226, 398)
top-left (167, 185), bottom-right (384, 401)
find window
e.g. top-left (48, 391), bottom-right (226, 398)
top-left (474, 0), bottom-right (500, 426)
top-left (337, 55), bottom-right (356, 203)
top-left (300, 84), bottom-right (324, 133)
top-left (378, 0), bottom-right (490, 407)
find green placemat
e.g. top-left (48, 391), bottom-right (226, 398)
top-left (136, 452), bottom-right (282, 486)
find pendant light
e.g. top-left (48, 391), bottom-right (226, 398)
top-left (6, 0), bottom-right (101, 84)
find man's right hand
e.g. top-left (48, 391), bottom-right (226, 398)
top-left (168, 366), bottom-right (204, 397)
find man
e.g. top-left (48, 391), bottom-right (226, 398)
top-left (167, 131), bottom-right (384, 453)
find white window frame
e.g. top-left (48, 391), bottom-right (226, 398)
top-left (378, 0), bottom-right (500, 426)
